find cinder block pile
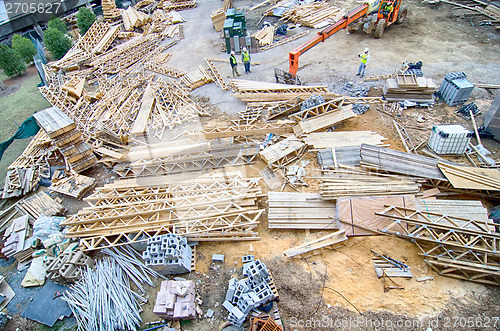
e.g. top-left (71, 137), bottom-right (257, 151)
top-left (45, 247), bottom-right (94, 283)
top-left (223, 258), bottom-right (276, 327)
top-left (142, 234), bottom-right (192, 276)
top-left (153, 280), bottom-right (196, 320)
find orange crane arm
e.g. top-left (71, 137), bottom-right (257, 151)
top-left (289, 3), bottom-right (369, 74)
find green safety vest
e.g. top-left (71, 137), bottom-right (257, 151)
top-left (360, 53), bottom-right (368, 64)
top-left (242, 52), bottom-right (250, 62)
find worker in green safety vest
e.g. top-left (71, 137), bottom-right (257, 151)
top-left (356, 47), bottom-right (370, 77)
top-left (229, 50), bottom-right (240, 78)
top-left (241, 47), bottom-right (251, 74)
top-left (381, 1), bottom-right (394, 16)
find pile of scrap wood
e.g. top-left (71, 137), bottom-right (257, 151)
top-left (34, 107), bottom-right (96, 173)
top-left (49, 171), bottom-right (96, 200)
top-left (1, 215), bottom-right (31, 259)
top-left (102, 0), bottom-right (122, 20)
top-left (383, 74), bottom-right (437, 103)
top-left (281, 1), bottom-right (345, 28)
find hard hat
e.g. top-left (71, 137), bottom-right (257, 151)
top-left (243, 47), bottom-right (247, 52)
top-left (364, 47), bottom-right (369, 53)
top-left (231, 50), bottom-right (235, 55)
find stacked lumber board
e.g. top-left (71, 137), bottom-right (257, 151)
top-left (34, 107), bottom-right (96, 173)
top-left (415, 199), bottom-right (496, 231)
top-left (284, 230), bottom-right (348, 258)
top-left (102, 0), bottom-right (122, 20)
top-left (121, 6), bottom-right (152, 31)
top-left (383, 75), bottom-right (437, 103)
top-left (437, 162), bottom-right (500, 191)
top-left (360, 144), bottom-right (448, 181)
top-left (62, 174), bottom-right (264, 250)
top-left (303, 131), bottom-right (387, 148)
top-left (254, 26), bottom-right (275, 46)
top-left (268, 192), bottom-right (337, 229)
top-left (179, 65), bottom-right (213, 90)
top-left (319, 168), bottom-right (422, 199)
top-left (376, 205), bottom-right (500, 286)
top-left (281, 1), bottom-right (345, 28)
top-left (1, 215), bottom-right (31, 259)
top-left (293, 104), bottom-right (356, 136)
top-left (259, 135), bottom-right (306, 167)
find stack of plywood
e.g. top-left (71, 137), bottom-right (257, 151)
top-left (34, 107), bottom-right (96, 173)
top-left (268, 192), bottom-right (337, 229)
top-left (303, 131), bottom-right (387, 149)
top-left (383, 74), bottom-right (437, 103)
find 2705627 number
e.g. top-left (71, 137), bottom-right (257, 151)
top-left (5, 2), bottom-right (62, 15)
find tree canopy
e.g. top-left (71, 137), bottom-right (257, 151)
top-left (77, 7), bottom-right (96, 36)
top-left (0, 44), bottom-right (26, 77)
top-left (44, 28), bottom-right (72, 60)
top-left (11, 35), bottom-right (37, 64)
top-left (48, 17), bottom-right (69, 34)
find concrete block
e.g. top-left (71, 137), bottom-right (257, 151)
top-left (212, 254), bottom-right (225, 262)
top-left (223, 300), bottom-right (234, 312)
top-left (242, 255), bottom-right (254, 264)
top-left (226, 278), bottom-right (238, 302)
top-left (205, 309), bottom-right (214, 318)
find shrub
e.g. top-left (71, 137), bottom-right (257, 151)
top-left (43, 28), bottom-right (72, 60)
top-left (48, 17), bottom-right (69, 34)
top-left (0, 44), bottom-right (26, 77)
top-left (11, 34), bottom-right (37, 64)
top-left (77, 7), bottom-right (96, 35)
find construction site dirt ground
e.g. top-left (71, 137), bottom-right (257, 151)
top-left (1, 0), bottom-right (500, 329)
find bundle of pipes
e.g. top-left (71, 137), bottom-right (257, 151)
top-left (63, 247), bottom-right (162, 330)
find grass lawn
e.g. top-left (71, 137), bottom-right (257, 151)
top-left (0, 67), bottom-right (51, 189)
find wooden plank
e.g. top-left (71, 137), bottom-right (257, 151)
top-left (284, 230), bottom-right (347, 258)
top-left (130, 84), bottom-right (155, 135)
top-left (293, 105), bottom-right (356, 135)
top-left (438, 162), bottom-right (500, 191)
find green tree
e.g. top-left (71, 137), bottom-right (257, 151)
top-left (48, 17), bottom-right (68, 34)
top-left (0, 44), bottom-right (26, 77)
top-left (11, 35), bottom-right (37, 64)
top-left (43, 28), bottom-right (72, 60)
top-left (77, 7), bottom-right (96, 35)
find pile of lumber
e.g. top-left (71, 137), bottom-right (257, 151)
top-left (16, 192), bottom-right (66, 221)
top-left (74, 22), bottom-right (119, 54)
top-left (303, 131), bottom-right (388, 148)
top-left (34, 107), bottom-right (96, 173)
top-left (383, 74), bottom-right (437, 103)
top-left (121, 6), bottom-right (152, 31)
top-left (254, 25), bottom-right (274, 46)
top-left (267, 192), bottom-right (337, 229)
top-left (293, 104), bottom-right (356, 136)
top-left (179, 65), bottom-right (213, 90)
top-left (62, 173), bottom-right (264, 250)
top-left (101, 0), bottom-right (122, 20)
top-left (160, 0), bottom-right (197, 11)
top-left (49, 172), bottom-right (96, 200)
top-left (61, 76), bottom-right (85, 103)
top-left (281, 1), bottom-right (345, 28)
top-left (259, 135), bottom-right (306, 167)
top-left (2, 166), bottom-right (44, 199)
top-left (319, 168), bottom-right (422, 199)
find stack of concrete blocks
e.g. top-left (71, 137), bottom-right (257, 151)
top-left (142, 234), bottom-right (192, 276)
top-left (223, 258), bottom-right (276, 327)
top-left (153, 280), bottom-right (196, 320)
top-left (45, 249), bottom-right (94, 283)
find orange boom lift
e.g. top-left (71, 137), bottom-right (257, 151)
top-left (288, 0), bottom-right (408, 74)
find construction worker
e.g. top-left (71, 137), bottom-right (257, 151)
top-left (229, 50), bottom-right (240, 78)
top-left (241, 47), bottom-right (251, 74)
top-left (381, 1), bottom-right (394, 16)
top-left (356, 47), bottom-right (370, 77)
